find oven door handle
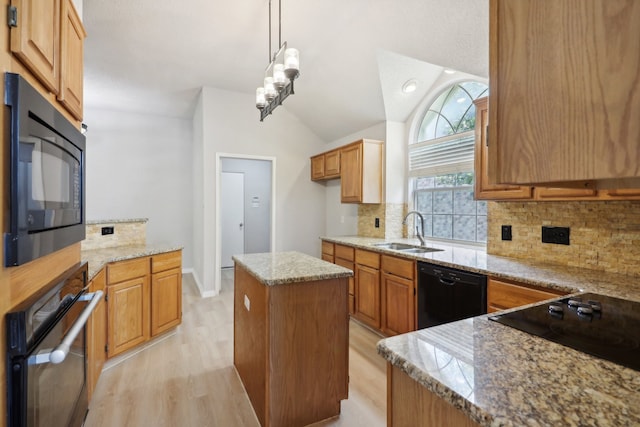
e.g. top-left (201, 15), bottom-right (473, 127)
top-left (49, 290), bottom-right (103, 364)
top-left (28, 291), bottom-right (104, 366)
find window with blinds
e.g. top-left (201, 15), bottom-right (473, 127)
top-left (408, 81), bottom-right (488, 244)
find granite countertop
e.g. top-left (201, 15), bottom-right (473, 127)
top-left (321, 236), bottom-right (640, 301)
top-left (377, 314), bottom-right (640, 426)
top-left (232, 251), bottom-right (353, 286)
top-left (321, 236), bottom-right (640, 425)
top-left (81, 243), bottom-right (183, 280)
top-left (86, 218), bottom-right (149, 225)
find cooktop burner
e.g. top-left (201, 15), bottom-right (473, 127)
top-left (489, 293), bottom-right (640, 371)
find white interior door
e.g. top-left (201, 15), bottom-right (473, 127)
top-left (221, 172), bottom-right (245, 268)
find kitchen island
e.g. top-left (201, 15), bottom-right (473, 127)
top-left (232, 252), bottom-right (353, 427)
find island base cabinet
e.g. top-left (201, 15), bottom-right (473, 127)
top-left (388, 364), bottom-right (480, 427)
top-left (234, 264), bottom-right (349, 427)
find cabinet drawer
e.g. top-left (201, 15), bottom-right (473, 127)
top-left (335, 244), bottom-right (355, 262)
top-left (107, 257), bottom-right (149, 284)
top-left (355, 249), bottom-right (380, 269)
top-left (321, 241), bottom-right (334, 256)
top-left (151, 251), bottom-right (182, 273)
top-left (488, 278), bottom-right (565, 311)
top-left (381, 255), bottom-right (414, 280)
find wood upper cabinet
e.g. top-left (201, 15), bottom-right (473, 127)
top-left (58, 0), bottom-right (86, 120)
top-left (487, 277), bottom-right (566, 313)
top-left (10, 0), bottom-right (61, 94)
top-left (534, 185), bottom-right (597, 200)
top-left (87, 268), bottom-right (107, 401)
top-left (150, 251), bottom-right (182, 337)
top-left (340, 139), bottom-right (383, 204)
top-left (489, 0), bottom-right (640, 187)
top-left (473, 97), bottom-right (532, 200)
top-left (381, 255), bottom-right (415, 336)
top-left (311, 149), bottom-right (340, 181)
top-left (9, 0), bottom-right (86, 120)
top-left (354, 249), bottom-right (381, 329)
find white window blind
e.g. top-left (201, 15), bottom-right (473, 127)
top-left (408, 132), bottom-right (475, 177)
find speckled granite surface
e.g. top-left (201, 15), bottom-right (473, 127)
top-left (322, 236), bottom-right (640, 425)
top-left (81, 243), bottom-right (182, 280)
top-left (86, 218), bottom-right (148, 224)
top-left (321, 236), bottom-right (640, 301)
top-left (377, 316), bottom-right (640, 426)
top-left (232, 251), bottom-right (353, 286)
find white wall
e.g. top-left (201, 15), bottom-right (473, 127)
top-left (194, 87), bottom-right (327, 295)
top-left (323, 122), bottom-right (387, 236)
top-left (84, 108), bottom-right (194, 268)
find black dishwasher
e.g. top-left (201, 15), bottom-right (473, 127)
top-left (417, 262), bottom-right (487, 329)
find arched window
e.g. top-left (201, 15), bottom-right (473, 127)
top-left (409, 81), bottom-right (488, 243)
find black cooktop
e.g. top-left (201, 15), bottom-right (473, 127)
top-left (489, 293), bottom-right (640, 371)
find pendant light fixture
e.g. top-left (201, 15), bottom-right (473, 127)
top-left (255, 0), bottom-right (300, 121)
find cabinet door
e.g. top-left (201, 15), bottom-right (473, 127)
top-left (10, 0), bottom-right (60, 93)
top-left (355, 264), bottom-right (380, 329)
top-left (381, 273), bottom-right (414, 336)
top-left (150, 268), bottom-right (182, 336)
top-left (107, 276), bottom-right (150, 358)
top-left (58, 0), bottom-right (86, 120)
top-left (340, 143), bottom-right (363, 203)
top-left (473, 97), bottom-right (532, 200)
top-left (87, 269), bottom-right (107, 401)
top-left (489, 0), bottom-right (640, 185)
top-left (311, 155), bottom-right (325, 181)
top-left (324, 150), bottom-right (341, 178)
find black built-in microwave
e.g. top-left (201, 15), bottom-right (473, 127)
top-left (4, 73), bottom-right (86, 266)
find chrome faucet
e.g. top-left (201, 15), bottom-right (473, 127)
top-left (403, 211), bottom-right (425, 246)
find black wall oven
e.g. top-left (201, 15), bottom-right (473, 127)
top-left (6, 262), bottom-right (103, 427)
top-left (4, 72), bottom-right (86, 267)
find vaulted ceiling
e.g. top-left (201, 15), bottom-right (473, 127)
top-left (83, 0), bottom-right (488, 142)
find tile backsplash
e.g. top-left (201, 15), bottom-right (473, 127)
top-left (358, 203), bottom-right (405, 239)
top-left (488, 201), bottom-right (640, 276)
top-left (82, 218), bottom-right (147, 250)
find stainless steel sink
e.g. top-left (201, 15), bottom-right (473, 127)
top-left (372, 242), bottom-right (443, 254)
top-left (372, 242), bottom-right (415, 250)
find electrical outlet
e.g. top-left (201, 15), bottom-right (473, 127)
top-left (375, 218), bottom-right (380, 228)
top-left (501, 225), bottom-right (512, 241)
top-left (101, 226), bottom-right (114, 236)
top-left (542, 226), bottom-right (570, 245)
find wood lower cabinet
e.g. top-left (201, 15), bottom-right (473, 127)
top-left (487, 277), bottom-right (566, 313)
top-left (388, 364), bottom-right (480, 427)
top-left (87, 268), bottom-right (107, 401)
top-left (474, 97), bottom-right (532, 200)
top-left (354, 249), bottom-right (381, 329)
top-left (333, 243), bottom-right (355, 315)
top-left (107, 275), bottom-right (149, 358)
top-left (106, 251), bottom-right (182, 358)
top-left (321, 241), bottom-right (334, 263)
top-left (381, 255), bottom-right (415, 336)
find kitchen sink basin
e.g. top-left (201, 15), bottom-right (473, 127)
top-left (372, 242), bottom-right (415, 250)
top-left (372, 242), bottom-right (443, 254)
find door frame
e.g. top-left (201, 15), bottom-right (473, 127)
top-left (215, 153), bottom-right (276, 292)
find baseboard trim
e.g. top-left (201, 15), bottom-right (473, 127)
top-left (182, 268), bottom-right (218, 298)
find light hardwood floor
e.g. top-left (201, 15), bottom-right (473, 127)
top-left (85, 271), bottom-right (386, 427)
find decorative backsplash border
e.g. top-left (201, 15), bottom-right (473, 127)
top-left (487, 201), bottom-right (640, 277)
top-left (82, 219), bottom-right (147, 251)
